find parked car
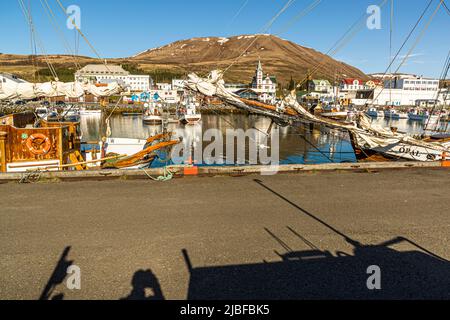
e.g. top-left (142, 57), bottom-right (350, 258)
top-left (41, 101), bottom-right (50, 106)
top-left (14, 100), bottom-right (26, 105)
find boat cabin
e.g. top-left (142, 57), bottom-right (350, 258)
top-left (0, 112), bottom-right (82, 172)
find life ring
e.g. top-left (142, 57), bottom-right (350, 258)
top-left (26, 133), bottom-right (52, 156)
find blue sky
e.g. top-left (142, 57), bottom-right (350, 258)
top-left (0, 0), bottom-right (449, 77)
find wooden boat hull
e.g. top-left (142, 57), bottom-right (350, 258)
top-left (349, 130), bottom-right (448, 162)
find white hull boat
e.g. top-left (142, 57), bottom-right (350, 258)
top-left (321, 111), bottom-right (348, 119)
top-left (178, 94), bottom-right (202, 125)
top-left (84, 137), bottom-right (151, 169)
top-left (180, 114), bottom-right (202, 125)
top-left (143, 101), bottom-right (163, 125)
top-left (35, 107), bottom-right (48, 120)
top-left (80, 108), bottom-right (101, 116)
top-left (143, 115), bottom-right (163, 125)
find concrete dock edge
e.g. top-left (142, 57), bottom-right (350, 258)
top-left (0, 161), bottom-right (446, 182)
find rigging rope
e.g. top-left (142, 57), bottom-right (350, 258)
top-left (275, 0), bottom-right (322, 36)
top-left (27, 0), bottom-right (40, 82)
top-left (142, 166), bottom-right (174, 182)
top-left (223, 0), bottom-right (296, 76)
top-left (55, 0), bottom-right (111, 72)
top-left (228, 0), bottom-right (250, 28)
top-left (17, 0), bottom-right (59, 80)
top-left (365, 0), bottom-right (442, 107)
top-left (393, 1), bottom-right (443, 74)
top-left (39, 0), bottom-right (80, 69)
top-left (424, 49), bottom-right (450, 133)
top-left (104, 96), bottom-right (124, 138)
top-left (293, 0), bottom-right (389, 92)
top-left (442, 1), bottom-right (450, 15)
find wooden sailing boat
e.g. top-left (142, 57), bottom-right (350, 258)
top-left (183, 0), bottom-right (449, 164)
top-left (184, 67), bottom-right (449, 163)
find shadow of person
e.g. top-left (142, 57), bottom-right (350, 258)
top-left (39, 246), bottom-right (73, 300)
top-left (121, 269), bottom-right (165, 300)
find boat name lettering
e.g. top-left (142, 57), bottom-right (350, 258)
top-left (398, 147), bottom-right (420, 157)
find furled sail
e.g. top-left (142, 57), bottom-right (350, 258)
top-left (0, 81), bottom-right (123, 101)
top-left (186, 70), bottom-right (294, 122)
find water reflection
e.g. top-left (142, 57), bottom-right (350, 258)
top-left (80, 114), bottom-right (448, 165)
top-left (369, 117), bottom-right (449, 135)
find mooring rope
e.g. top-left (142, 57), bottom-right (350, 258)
top-left (141, 166), bottom-right (174, 182)
top-left (19, 170), bottom-right (43, 184)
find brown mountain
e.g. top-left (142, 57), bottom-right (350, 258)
top-left (0, 34), bottom-right (367, 85)
top-left (130, 34), bottom-right (367, 84)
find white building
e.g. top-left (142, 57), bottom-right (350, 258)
top-left (153, 89), bottom-right (180, 104)
top-left (149, 82), bottom-right (180, 103)
top-left (75, 64), bottom-right (151, 92)
top-left (371, 74), bottom-right (440, 106)
top-left (171, 79), bottom-right (187, 91)
top-left (340, 78), bottom-right (367, 92)
top-left (251, 60), bottom-right (277, 104)
top-left (156, 82), bottom-right (172, 91)
top-left (309, 79), bottom-right (333, 93)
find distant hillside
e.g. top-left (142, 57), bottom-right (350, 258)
top-left (130, 34), bottom-right (367, 85)
top-left (0, 34), bottom-right (367, 86)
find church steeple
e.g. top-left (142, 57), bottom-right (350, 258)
top-left (257, 60), bottom-right (262, 73)
top-left (255, 59), bottom-right (263, 89)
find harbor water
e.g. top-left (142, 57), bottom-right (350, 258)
top-left (80, 114), bottom-right (449, 166)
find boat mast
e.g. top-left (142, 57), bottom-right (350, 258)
top-left (389, 0), bottom-right (394, 106)
top-left (334, 69), bottom-right (337, 106)
top-left (28, 0), bottom-right (36, 83)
